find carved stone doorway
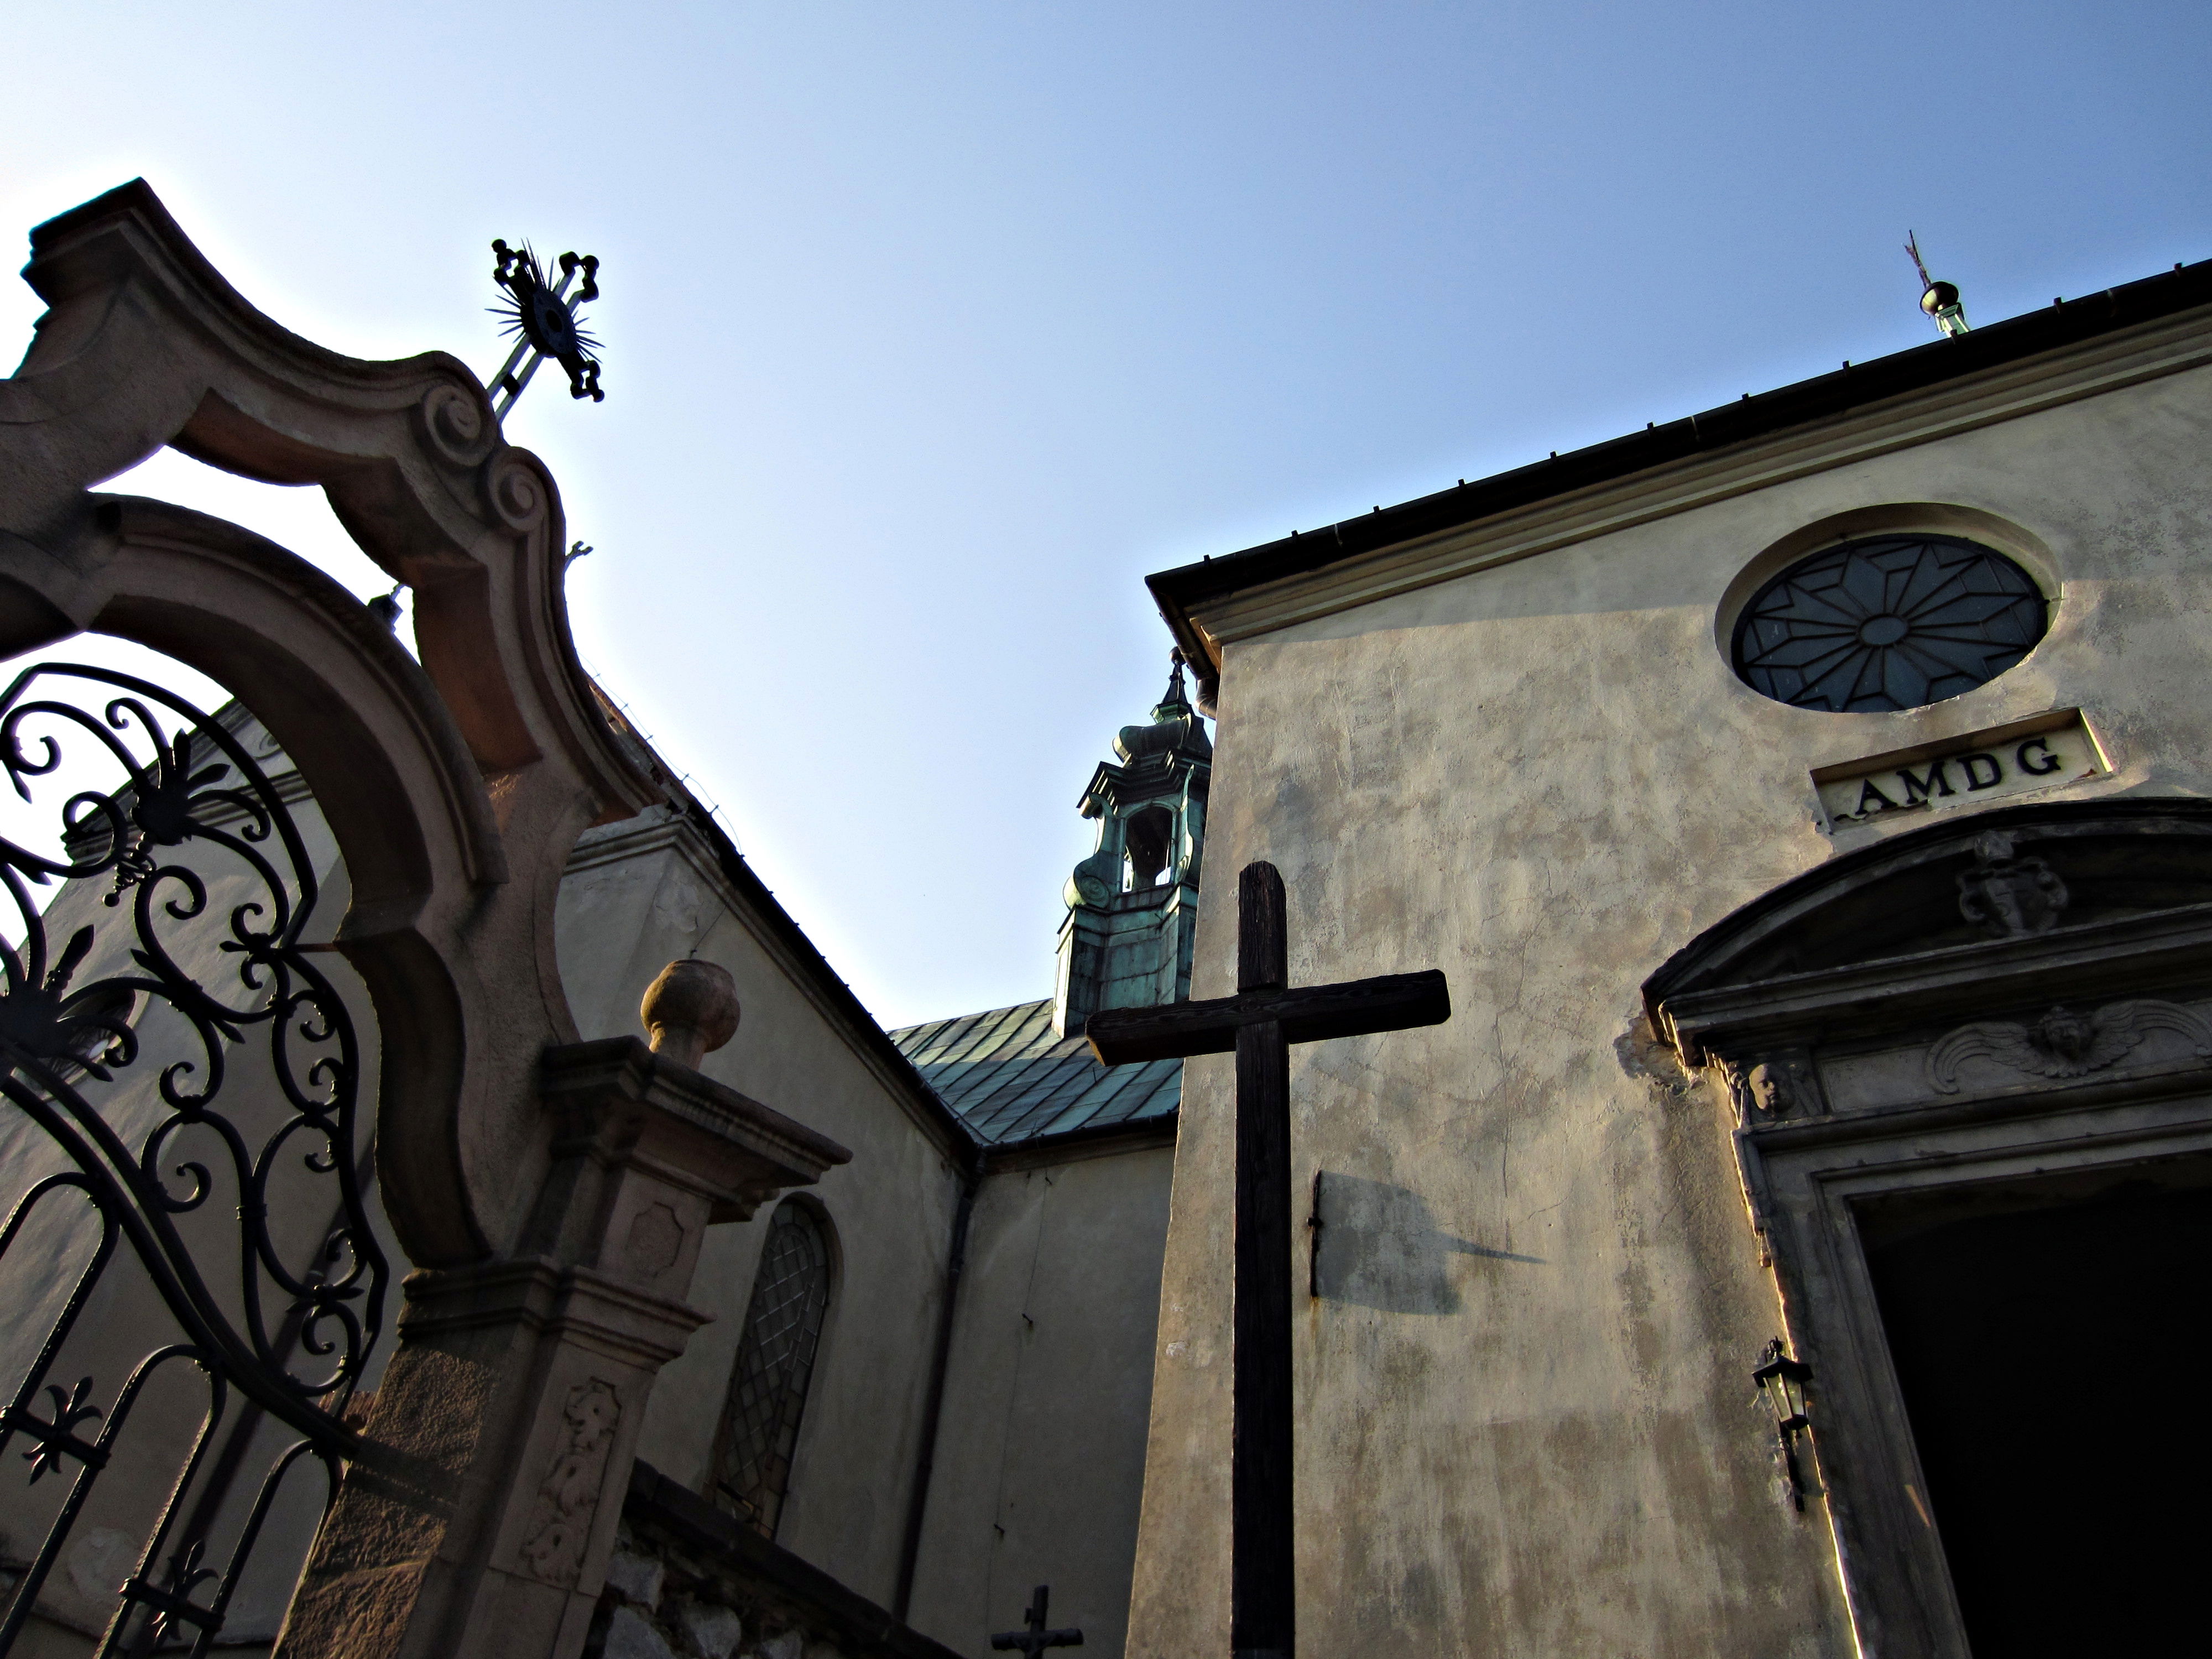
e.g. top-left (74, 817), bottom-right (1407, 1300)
top-left (1647, 801), bottom-right (2212, 1659)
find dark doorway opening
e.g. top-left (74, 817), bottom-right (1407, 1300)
top-left (1859, 1167), bottom-right (2212, 1655)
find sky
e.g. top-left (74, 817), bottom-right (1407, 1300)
top-left (3, 2), bottom-right (2208, 1029)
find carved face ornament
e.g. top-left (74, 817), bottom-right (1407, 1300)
top-left (2033, 1004), bottom-right (2093, 1061)
top-left (1747, 1062), bottom-right (1792, 1115)
top-left (565, 1380), bottom-right (619, 1453)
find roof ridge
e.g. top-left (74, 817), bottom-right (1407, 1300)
top-left (887, 995), bottom-right (1052, 1044)
top-left (888, 998), bottom-right (1183, 1146)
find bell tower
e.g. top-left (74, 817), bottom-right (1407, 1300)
top-left (1053, 654), bottom-right (1212, 1036)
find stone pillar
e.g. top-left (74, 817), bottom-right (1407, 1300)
top-left (277, 964), bottom-right (850, 1659)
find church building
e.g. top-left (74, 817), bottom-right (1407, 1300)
top-left (1124, 254), bottom-right (2212, 1658)
top-left (0, 179), bottom-right (2208, 1659)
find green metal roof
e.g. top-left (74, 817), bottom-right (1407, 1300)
top-left (889, 998), bottom-right (1181, 1146)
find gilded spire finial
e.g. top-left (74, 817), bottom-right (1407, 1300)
top-left (1905, 231), bottom-right (1970, 337)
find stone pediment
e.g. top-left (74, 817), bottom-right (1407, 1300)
top-left (1646, 800), bottom-right (2212, 1063)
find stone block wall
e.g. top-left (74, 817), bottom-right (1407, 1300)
top-left (586, 1464), bottom-right (967, 1659)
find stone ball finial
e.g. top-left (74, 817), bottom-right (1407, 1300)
top-left (640, 959), bottom-right (740, 1070)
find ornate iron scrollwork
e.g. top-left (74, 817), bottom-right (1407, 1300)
top-left (0, 662), bottom-right (387, 1656)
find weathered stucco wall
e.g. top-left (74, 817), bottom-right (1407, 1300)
top-left (557, 808), bottom-right (968, 1609)
top-left (906, 1135), bottom-right (1175, 1657)
top-left (1127, 362), bottom-right (2212, 1653)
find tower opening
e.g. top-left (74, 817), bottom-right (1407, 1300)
top-left (1126, 807), bottom-right (1174, 889)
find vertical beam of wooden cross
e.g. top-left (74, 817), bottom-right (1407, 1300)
top-left (1086, 863), bottom-right (1450, 1659)
top-left (990, 1583), bottom-right (1083, 1653)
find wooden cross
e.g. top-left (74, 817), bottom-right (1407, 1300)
top-left (1087, 862), bottom-right (1450, 1659)
top-left (990, 1583), bottom-right (1083, 1653)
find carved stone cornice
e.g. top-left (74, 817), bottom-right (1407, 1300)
top-left (396, 1256), bottom-right (710, 1372)
top-left (538, 1036), bottom-right (852, 1228)
top-left (1659, 900), bottom-right (2212, 1065)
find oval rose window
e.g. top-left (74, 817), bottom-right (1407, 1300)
top-left (1732, 534), bottom-right (2049, 713)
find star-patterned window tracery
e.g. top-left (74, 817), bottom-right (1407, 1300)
top-left (1731, 535), bottom-right (2049, 713)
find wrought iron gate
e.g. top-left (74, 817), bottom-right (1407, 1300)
top-left (0, 662), bottom-right (387, 1655)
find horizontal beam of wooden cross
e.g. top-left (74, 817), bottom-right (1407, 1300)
top-left (1083, 970), bottom-right (1449, 1065)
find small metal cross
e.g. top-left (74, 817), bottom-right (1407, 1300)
top-left (990, 1584), bottom-right (1082, 1654)
top-left (486, 239), bottom-right (605, 419)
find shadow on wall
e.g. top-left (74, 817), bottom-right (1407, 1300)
top-left (1311, 1173), bottom-right (1542, 1315)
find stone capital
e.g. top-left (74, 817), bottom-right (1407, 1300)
top-left (540, 1035), bottom-right (849, 1218)
top-left (524, 1037), bottom-right (851, 1301)
top-left (397, 1256), bottom-right (710, 1373)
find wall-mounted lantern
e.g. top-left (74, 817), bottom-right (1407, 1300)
top-left (1754, 1337), bottom-right (1815, 1510)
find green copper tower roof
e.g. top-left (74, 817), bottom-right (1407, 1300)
top-left (889, 1000), bottom-right (1180, 1146)
top-left (890, 656), bottom-right (1208, 1146)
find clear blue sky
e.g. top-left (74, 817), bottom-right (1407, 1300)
top-left (4, 3), bottom-right (2207, 1028)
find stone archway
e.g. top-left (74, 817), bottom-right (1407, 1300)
top-left (0, 181), bottom-right (848, 1659)
top-left (1, 180), bottom-right (653, 1265)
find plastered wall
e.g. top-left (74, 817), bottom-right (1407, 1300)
top-left (1127, 363), bottom-right (2212, 1654)
top-left (556, 810), bottom-right (967, 1609)
top-left (906, 1139), bottom-right (1174, 1657)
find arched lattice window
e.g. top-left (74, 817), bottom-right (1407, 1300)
top-left (712, 1199), bottom-right (832, 1536)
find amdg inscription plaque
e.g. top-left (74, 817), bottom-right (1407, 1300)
top-left (1813, 708), bottom-right (2109, 832)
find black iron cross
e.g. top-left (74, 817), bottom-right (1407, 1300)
top-left (990, 1583), bottom-right (1083, 1653)
top-left (486, 239), bottom-right (605, 419)
top-left (1087, 862), bottom-right (1450, 1659)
